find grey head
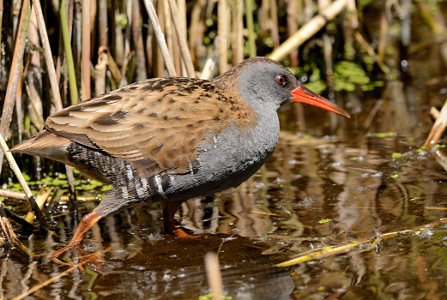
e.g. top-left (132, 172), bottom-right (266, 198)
top-left (236, 57), bottom-right (300, 111)
top-left (212, 57), bottom-right (299, 113)
top-left (212, 57), bottom-right (350, 118)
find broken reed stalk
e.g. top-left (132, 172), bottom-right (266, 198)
top-left (11, 247), bottom-right (112, 300)
top-left (81, 0), bottom-right (91, 99)
top-left (205, 252), bottom-right (225, 300)
top-left (245, 0), bottom-right (256, 57)
top-left (2, 205), bottom-right (34, 232)
top-left (0, 202), bottom-right (34, 256)
top-left (24, 186), bottom-right (51, 223)
top-left (95, 48), bottom-right (108, 95)
top-left (200, 57), bottom-right (216, 80)
top-left (0, 133), bottom-right (47, 228)
top-left (0, 202), bottom-right (16, 246)
top-left (0, 0), bottom-right (31, 172)
top-left (268, 0), bottom-right (348, 61)
top-left (167, 0), bottom-right (195, 77)
top-left (104, 48), bottom-right (121, 84)
top-left (60, 0), bottom-right (79, 104)
top-left (277, 217), bottom-right (447, 267)
top-left (424, 99), bottom-right (447, 147)
top-left (143, 0), bottom-right (177, 76)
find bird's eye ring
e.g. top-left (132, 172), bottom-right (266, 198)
top-left (276, 75), bottom-right (286, 86)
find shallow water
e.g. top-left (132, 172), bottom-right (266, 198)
top-left (2, 77), bottom-right (447, 299)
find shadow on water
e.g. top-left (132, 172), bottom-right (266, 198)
top-left (3, 76), bottom-right (447, 299)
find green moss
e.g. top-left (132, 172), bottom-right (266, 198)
top-left (333, 61), bottom-right (383, 92)
top-left (375, 132), bottom-right (396, 138)
top-left (392, 153), bottom-right (403, 159)
top-left (318, 218), bottom-right (332, 224)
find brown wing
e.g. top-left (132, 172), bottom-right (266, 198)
top-left (46, 78), bottom-right (256, 177)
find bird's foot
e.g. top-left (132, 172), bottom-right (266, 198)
top-left (49, 242), bottom-right (79, 265)
top-left (164, 218), bottom-right (199, 239)
top-left (49, 243), bottom-right (106, 267)
top-left (49, 212), bottom-right (104, 266)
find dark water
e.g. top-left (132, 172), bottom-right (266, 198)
top-left (2, 79), bottom-right (447, 299)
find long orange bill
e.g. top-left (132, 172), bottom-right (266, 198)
top-left (291, 86), bottom-right (351, 118)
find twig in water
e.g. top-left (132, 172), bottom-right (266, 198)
top-left (276, 217), bottom-right (447, 267)
top-left (424, 99), bottom-right (447, 147)
top-left (24, 186), bottom-right (51, 223)
top-left (0, 202), bottom-right (34, 257)
top-left (3, 206), bottom-right (34, 233)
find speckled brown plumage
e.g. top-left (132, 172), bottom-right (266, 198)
top-left (16, 77), bottom-right (257, 178)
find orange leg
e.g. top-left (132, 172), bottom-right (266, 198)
top-left (50, 212), bottom-right (102, 264)
top-left (162, 201), bottom-right (196, 238)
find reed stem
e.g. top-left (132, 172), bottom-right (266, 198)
top-left (0, 0), bottom-right (31, 171)
top-left (60, 0), bottom-right (79, 104)
top-left (245, 0), bottom-right (256, 57)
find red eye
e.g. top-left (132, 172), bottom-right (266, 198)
top-left (276, 75), bottom-right (286, 86)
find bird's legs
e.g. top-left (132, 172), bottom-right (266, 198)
top-left (162, 201), bottom-right (195, 238)
top-left (50, 212), bottom-right (102, 264)
top-left (50, 200), bottom-right (193, 264)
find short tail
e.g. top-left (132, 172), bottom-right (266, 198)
top-left (11, 129), bottom-right (71, 163)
